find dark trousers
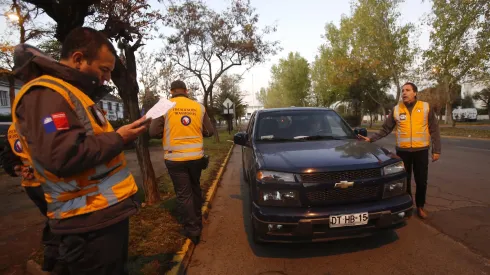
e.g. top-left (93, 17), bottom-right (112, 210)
top-left (165, 159), bottom-right (203, 236)
top-left (25, 186), bottom-right (63, 272)
top-left (396, 149), bottom-right (429, 208)
top-left (58, 218), bottom-right (130, 275)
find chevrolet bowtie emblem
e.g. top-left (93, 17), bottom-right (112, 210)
top-left (334, 181), bottom-right (354, 189)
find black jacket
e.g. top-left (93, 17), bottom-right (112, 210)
top-left (0, 143), bottom-right (22, 177)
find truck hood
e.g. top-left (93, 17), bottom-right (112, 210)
top-left (254, 139), bottom-right (396, 173)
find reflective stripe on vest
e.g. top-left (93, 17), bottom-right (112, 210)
top-left (393, 101), bottom-right (430, 149)
top-left (163, 97), bottom-right (205, 161)
top-left (11, 75), bottom-right (138, 220)
top-left (16, 77), bottom-right (95, 134)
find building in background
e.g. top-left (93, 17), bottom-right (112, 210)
top-left (98, 94), bottom-right (124, 121)
top-left (244, 92), bottom-right (263, 120)
top-left (245, 104), bottom-right (263, 119)
top-left (0, 76), bottom-right (22, 116)
top-left (1, 77), bottom-right (124, 122)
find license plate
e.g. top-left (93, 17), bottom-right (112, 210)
top-left (329, 212), bottom-right (369, 228)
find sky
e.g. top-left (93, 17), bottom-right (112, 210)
top-left (1, 0), bottom-right (434, 106)
top-left (142, 0), bottom-right (433, 106)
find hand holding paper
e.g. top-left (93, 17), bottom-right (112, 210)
top-left (145, 98), bottom-right (176, 120)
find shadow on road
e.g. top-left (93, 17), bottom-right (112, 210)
top-left (238, 169), bottom-right (402, 259)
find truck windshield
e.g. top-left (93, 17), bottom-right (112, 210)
top-left (255, 110), bottom-right (356, 141)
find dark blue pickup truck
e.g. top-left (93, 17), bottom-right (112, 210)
top-left (233, 107), bottom-right (413, 243)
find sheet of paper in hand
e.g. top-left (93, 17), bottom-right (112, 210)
top-left (145, 98), bottom-right (176, 120)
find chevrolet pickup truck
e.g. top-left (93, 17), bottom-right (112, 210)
top-left (234, 107), bottom-right (413, 243)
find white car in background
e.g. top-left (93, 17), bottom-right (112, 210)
top-left (452, 107), bottom-right (478, 122)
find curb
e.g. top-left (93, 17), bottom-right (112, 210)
top-left (167, 143), bottom-right (235, 275)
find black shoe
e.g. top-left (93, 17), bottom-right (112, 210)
top-left (179, 229), bottom-right (189, 236)
top-left (179, 229), bottom-right (201, 244)
top-left (189, 235), bottom-right (200, 245)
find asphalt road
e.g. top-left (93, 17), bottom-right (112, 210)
top-left (187, 143), bottom-right (490, 275)
top-left (440, 124), bottom-right (490, 131)
top-left (376, 135), bottom-right (490, 259)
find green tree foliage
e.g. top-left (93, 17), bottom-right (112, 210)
top-left (423, 0), bottom-right (490, 125)
top-left (255, 87), bottom-right (267, 107)
top-left (311, 0), bottom-right (416, 108)
top-left (260, 52), bottom-right (311, 108)
top-left (350, 0), bottom-right (416, 102)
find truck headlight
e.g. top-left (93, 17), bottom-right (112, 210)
top-left (259, 190), bottom-right (300, 206)
top-left (383, 161), bottom-right (405, 176)
top-left (382, 180), bottom-right (407, 199)
top-left (257, 170), bottom-right (296, 183)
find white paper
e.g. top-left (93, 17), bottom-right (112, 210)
top-left (145, 98), bottom-right (176, 119)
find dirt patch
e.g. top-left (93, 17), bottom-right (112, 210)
top-left (126, 131), bottom-right (234, 274)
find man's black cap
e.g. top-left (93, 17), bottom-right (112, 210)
top-left (170, 80), bottom-right (187, 90)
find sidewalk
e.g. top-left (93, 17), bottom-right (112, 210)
top-left (0, 146), bottom-right (166, 274)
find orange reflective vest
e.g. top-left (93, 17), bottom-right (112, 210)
top-left (393, 101), bottom-right (430, 149)
top-left (163, 96), bottom-right (205, 161)
top-left (11, 75), bottom-right (138, 220)
top-left (7, 124), bottom-right (41, 187)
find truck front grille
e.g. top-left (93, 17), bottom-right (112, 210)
top-left (300, 168), bottom-right (382, 183)
top-left (306, 185), bottom-right (381, 205)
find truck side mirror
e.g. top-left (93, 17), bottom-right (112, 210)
top-left (234, 132), bottom-right (249, 146)
top-left (354, 127), bottom-right (368, 137)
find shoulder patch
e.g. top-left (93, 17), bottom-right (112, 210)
top-left (51, 112), bottom-right (70, 130)
top-left (42, 112), bottom-right (70, 133)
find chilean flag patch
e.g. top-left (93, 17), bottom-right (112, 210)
top-left (43, 112), bottom-right (70, 133)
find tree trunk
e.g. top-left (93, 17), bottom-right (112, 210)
top-left (204, 87), bottom-right (220, 142)
top-left (444, 78), bottom-right (456, 127)
top-left (380, 106), bottom-right (386, 121)
top-left (112, 49), bottom-right (160, 205)
top-left (445, 101), bottom-right (455, 127)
